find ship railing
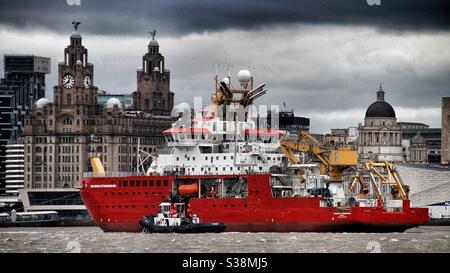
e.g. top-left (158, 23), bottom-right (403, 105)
top-left (82, 172), bottom-right (136, 178)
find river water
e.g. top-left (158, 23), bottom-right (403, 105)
top-left (0, 226), bottom-right (449, 253)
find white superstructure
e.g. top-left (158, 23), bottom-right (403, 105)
top-left (148, 69), bottom-right (288, 176)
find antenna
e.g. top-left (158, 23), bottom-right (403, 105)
top-left (226, 64), bottom-right (233, 77)
top-left (214, 64), bottom-right (220, 76)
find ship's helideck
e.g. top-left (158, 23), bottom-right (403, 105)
top-left (80, 70), bottom-right (429, 232)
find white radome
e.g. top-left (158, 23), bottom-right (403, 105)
top-left (172, 102), bottom-right (191, 117)
top-left (35, 98), bottom-right (50, 108)
top-left (105, 97), bottom-right (122, 108)
top-left (237, 69), bottom-right (252, 83)
top-left (222, 77), bottom-right (230, 85)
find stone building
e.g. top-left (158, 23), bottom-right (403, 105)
top-left (357, 85), bottom-right (405, 162)
top-left (132, 32), bottom-right (174, 116)
top-left (442, 97), bottom-right (450, 164)
top-left (21, 27), bottom-right (174, 213)
top-left (409, 132), bottom-right (428, 163)
top-left (401, 126), bottom-right (441, 163)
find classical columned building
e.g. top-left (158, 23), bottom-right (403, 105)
top-left (358, 86), bottom-right (405, 162)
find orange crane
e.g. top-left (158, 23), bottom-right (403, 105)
top-left (279, 131), bottom-right (359, 180)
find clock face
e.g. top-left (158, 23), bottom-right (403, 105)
top-left (62, 74), bottom-right (75, 89)
top-left (83, 75), bottom-right (92, 89)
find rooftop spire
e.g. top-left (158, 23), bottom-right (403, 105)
top-left (376, 83), bottom-right (385, 101)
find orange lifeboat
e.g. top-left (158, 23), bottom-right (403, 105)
top-left (178, 182), bottom-right (199, 195)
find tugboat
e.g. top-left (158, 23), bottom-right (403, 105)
top-left (139, 202), bottom-right (225, 233)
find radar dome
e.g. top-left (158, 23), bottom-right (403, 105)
top-left (172, 102), bottom-right (191, 117)
top-left (237, 69), bottom-right (252, 84)
top-left (148, 39), bottom-right (159, 47)
top-left (222, 77), bottom-right (230, 85)
top-left (105, 97), bottom-right (122, 108)
top-left (35, 98), bottom-right (50, 108)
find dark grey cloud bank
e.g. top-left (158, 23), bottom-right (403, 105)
top-left (0, 0), bottom-right (449, 36)
top-left (0, 1), bottom-right (448, 133)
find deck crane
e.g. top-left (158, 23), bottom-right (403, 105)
top-left (347, 160), bottom-right (410, 200)
top-left (364, 160), bottom-right (409, 200)
top-left (279, 131), bottom-right (359, 180)
top-left (348, 172), bottom-right (370, 199)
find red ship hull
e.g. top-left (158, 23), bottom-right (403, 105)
top-left (80, 174), bottom-right (429, 232)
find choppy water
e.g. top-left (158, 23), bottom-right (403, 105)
top-left (0, 226), bottom-right (449, 253)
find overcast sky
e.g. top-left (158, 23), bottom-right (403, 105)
top-left (0, 0), bottom-right (449, 133)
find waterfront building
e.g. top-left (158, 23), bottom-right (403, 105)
top-left (0, 55), bottom-right (50, 204)
top-left (20, 26), bottom-right (174, 216)
top-left (357, 85), bottom-right (405, 162)
top-left (442, 97), bottom-right (450, 165)
top-left (397, 122), bottom-right (429, 130)
top-left (326, 127), bottom-right (358, 147)
top-left (267, 110), bottom-right (310, 134)
top-left (401, 127), bottom-right (441, 163)
top-left (132, 31), bottom-right (174, 116)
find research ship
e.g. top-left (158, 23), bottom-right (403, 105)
top-left (79, 70), bottom-right (429, 232)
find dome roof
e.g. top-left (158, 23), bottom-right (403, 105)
top-left (148, 39), bottom-right (159, 47)
top-left (105, 98), bottom-right (122, 108)
top-left (365, 101), bottom-right (396, 118)
top-left (365, 85), bottom-right (396, 118)
top-left (70, 31), bottom-right (81, 39)
top-left (35, 98), bottom-right (50, 108)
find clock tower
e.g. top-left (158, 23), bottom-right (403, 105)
top-left (54, 21), bottom-right (97, 109)
top-left (133, 30), bottom-right (174, 116)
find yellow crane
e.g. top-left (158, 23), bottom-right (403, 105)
top-left (279, 131), bottom-right (358, 180)
top-left (364, 160), bottom-right (409, 200)
top-left (347, 160), bottom-right (410, 200)
top-left (348, 172), bottom-right (370, 199)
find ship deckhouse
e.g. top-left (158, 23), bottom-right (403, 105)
top-left (148, 70), bottom-right (287, 176)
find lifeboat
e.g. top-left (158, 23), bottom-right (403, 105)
top-left (178, 182), bottom-right (199, 195)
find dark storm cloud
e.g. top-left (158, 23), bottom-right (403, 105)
top-left (0, 0), bottom-right (449, 36)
